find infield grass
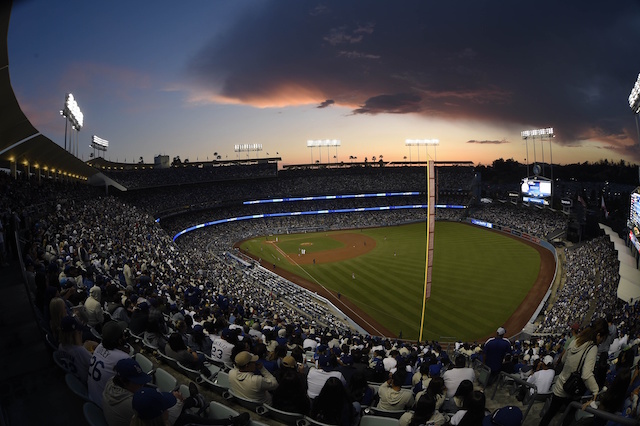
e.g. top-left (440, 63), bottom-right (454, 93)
top-left (240, 222), bottom-right (540, 341)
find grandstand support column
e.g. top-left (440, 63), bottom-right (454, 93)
top-left (10, 160), bottom-right (16, 179)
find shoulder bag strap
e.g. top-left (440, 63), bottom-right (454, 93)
top-left (575, 343), bottom-right (593, 375)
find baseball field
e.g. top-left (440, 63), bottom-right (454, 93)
top-left (239, 221), bottom-right (552, 341)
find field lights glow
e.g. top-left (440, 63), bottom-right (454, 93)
top-left (521, 128), bottom-right (554, 138)
top-left (63, 93), bottom-right (83, 130)
top-left (307, 139), bottom-right (341, 147)
top-left (405, 139), bottom-right (439, 145)
top-left (629, 73), bottom-right (640, 114)
top-left (234, 144), bottom-right (263, 152)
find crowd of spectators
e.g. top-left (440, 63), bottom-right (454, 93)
top-left (3, 164), bottom-right (640, 426)
top-left (536, 237), bottom-right (624, 335)
top-left (114, 165), bottom-right (472, 218)
top-left (468, 204), bottom-right (568, 238)
top-left (95, 162), bottom-right (277, 190)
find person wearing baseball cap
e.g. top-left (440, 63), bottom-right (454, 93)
top-left (483, 405), bottom-right (523, 426)
top-left (524, 354), bottom-right (556, 397)
top-left (229, 351), bottom-right (278, 404)
top-left (130, 384), bottom-right (251, 426)
top-left (103, 357), bottom-right (152, 426)
top-left (131, 387), bottom-right (178, 425)
top-left (483, 326), bottom-right (512, 385)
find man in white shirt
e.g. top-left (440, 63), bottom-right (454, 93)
top-left (443, 355), bottom-right (476, 398)
top-left (88, 321), bottom-right (130, 407)
top-left (526, 355), bottom-right (556, 395)
top-left (307, 355), bottom-right (346, 399)
top-left (210, 328), bottom-right (235, 364)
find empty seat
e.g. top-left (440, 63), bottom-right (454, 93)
top-left (83, 401), bottom-right (109, 426)
top-left (261, 403), bottom-right (305, 425)
top-left (65, 373), bottom-right (91, 402)
top-left (154, 368), bottom-right (177, 393)
top-left (134, 352), bottom-right (154, 374)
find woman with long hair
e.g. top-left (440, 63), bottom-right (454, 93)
top-left (539, 317), bottom-right (609, 426)
top-left (416, 375), bottom-right (446, 410)
top-left (165, 332), bottom-right (203, 370)
top-left (271, 367), bottom-right (310, 415)
top-left (450, 390), bottom-right (486, 426)
top-left (310, 377), bottom-right (359, 426)
top-left (399, 394), bottom-right (446, 426)
top-left (442, 379), bottom-right (474, 414)
top-left (49, 296), bottom-right (68, 344)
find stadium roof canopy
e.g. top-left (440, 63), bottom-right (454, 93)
top-left (0, 1), bottom-right (100, 181)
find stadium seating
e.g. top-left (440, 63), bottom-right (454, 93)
top-left (52, 350), bottom-right (74, 374)
top-left (197, 370), bottom-right (231, 395)
top-left (65, 373), bottom-right (91, 402)
top-left (134, 352), bottom-right (154, 374)
top-left (365, 406), bottom-right (406, 419)
top-left (83, 401), bottom-right (109, 426)
top-left (360, 415), bottom-right (401, 426)
top-left (153, 367), bottom-right (177, 393)
top-left (259, 403), bottom-right (305, 425)
top-left (224, 389), bottom-right (264, 412)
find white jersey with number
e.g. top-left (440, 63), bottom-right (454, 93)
top-left (210, 336), bottom-right (234, 364)
top-left (87, 344), bottom-right (129, 407)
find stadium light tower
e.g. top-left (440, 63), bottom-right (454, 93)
top-left (628, 73), bottom-right (640, 145)
top-left (234, 143), bottom-right (263, 159)
top-left (521, 128), bottom-right (554, 180)
top-left (90, 135), bottom-right (109, 159)
top-left (405, 139), bottom-right (439, 163)
top-left (60, 93), bottom-right (84, 157)
top-left (307, 140), bottom-right (341, 164)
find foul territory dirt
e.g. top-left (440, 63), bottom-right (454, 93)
top-left (237, 228), bottom-right (554, 342)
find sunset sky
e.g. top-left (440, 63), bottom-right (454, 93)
top-left (8, 0), bottom-right (640, 167)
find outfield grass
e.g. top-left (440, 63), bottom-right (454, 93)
top-left (240, 222), bottom-right (540, 341)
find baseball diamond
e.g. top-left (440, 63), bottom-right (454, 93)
top-left (238, 221), bottom-right (554, 341)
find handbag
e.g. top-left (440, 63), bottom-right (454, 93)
top-left (562, 344), bottom-right (593, 400)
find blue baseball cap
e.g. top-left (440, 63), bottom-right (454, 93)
top-left (483, 406), bottom-right (523, 426)
top-left (114, 358), bottom-right (152, 385)
top-left (132, 388), bottom-right (177, 420)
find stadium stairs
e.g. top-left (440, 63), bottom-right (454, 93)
top-left (0, 259), bottom-right (86, 426)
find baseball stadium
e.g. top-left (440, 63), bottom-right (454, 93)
top-left (2, 2), bottom-right (640, 426)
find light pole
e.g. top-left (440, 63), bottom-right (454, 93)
top-left (405, 139), bottom-right (439, 164)
top-left (628, 73), bottom-right (640, 144)
top-left (307, 140), bottom-right (341, 165)
top-left (521, 128), bottom-right (554, 177)
top-left (60, 93), bottom-right (83, 155)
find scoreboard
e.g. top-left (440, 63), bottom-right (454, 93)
top-left (521, 177), bottom-right (552, 206)
top-left (631, 191), bottom-right (640, 229)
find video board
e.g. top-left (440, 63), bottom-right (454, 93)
top-left (631, 191), bottom-right (640, 229)
top-left (521, 177), bottom-right (552, 205)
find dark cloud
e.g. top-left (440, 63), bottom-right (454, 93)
top-left (352, 93), bottom-right (422, 115)
top-left (317, 99), bottom-right (335, 109)
top-left (186, 0), bottom-right (640, 159)
top-left (467, 139), bottom-right (509, 145)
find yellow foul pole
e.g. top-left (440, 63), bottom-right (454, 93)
top-left (419, 160), bottom-right (435, 342)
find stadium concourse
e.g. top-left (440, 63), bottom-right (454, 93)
top-left (0, 164), bottom-right (639, 426)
